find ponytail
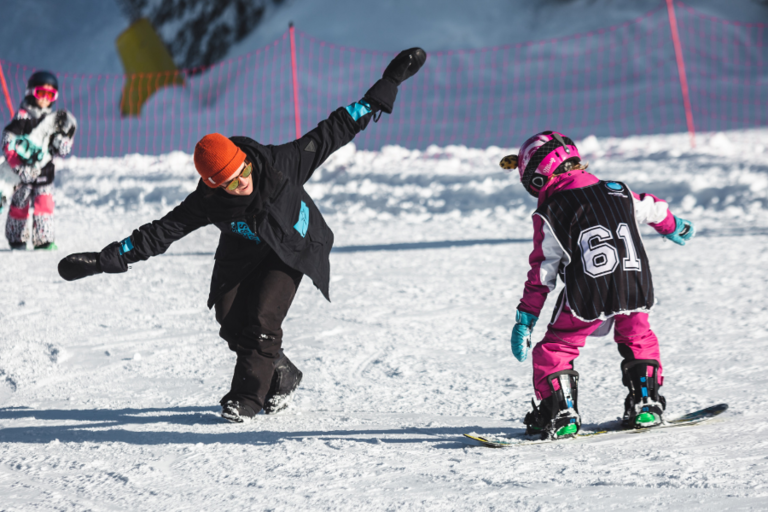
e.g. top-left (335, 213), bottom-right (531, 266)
top-left (554, 158), bottom-right (589, 175)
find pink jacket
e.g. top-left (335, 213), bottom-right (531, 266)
top-left (517, 169), bottom-right (677, 318)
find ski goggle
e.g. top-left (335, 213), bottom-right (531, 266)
top-left (31, 86), bottom-right (58, 102)
top-left (223, 161), bottom-right (253, 191)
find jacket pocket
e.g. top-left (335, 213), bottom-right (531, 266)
top-left (268, 213), bottom-right (305, 250)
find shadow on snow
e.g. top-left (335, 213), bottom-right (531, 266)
top-left (0, 406), bottom-right (495, 449)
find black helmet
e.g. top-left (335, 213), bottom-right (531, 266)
top-left (27, 71), bottom-right (58, 91)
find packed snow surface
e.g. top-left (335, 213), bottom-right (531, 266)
top-left (2, 130), bottom-right (768, 510)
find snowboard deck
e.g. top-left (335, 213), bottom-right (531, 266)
top-left (464, 403), bottom-right (728, 448)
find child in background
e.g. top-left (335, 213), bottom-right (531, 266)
top-left (500, 131), bottom-right (694, 440)
top-left (2, 71), bottom-right (77, 250)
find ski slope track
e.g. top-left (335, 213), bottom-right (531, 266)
top-left (1, 130), bottom-right (768, 510)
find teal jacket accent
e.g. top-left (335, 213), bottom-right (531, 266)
top-left (344, 100), bottom-right (372, 121)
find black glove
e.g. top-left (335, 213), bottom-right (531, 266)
top-left (58, 252), bottom-right (102, 281)
top-left (364, 48), bottom-right (427, 115)
top-left (383, 47), bottom-right (427, 86)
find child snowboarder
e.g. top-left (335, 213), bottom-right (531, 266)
top-left (500, 131), bottom-right (695, 440)
top-left (57, 48), bottom-right (427, 422)
top-left (2, 70), bottom-right (77, 250)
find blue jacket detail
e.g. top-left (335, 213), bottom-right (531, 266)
top-left (231, 221), bottom-right (261, 243)
top-left (345, 100), bottom-right (372, 121)
top-left (118, 237), bottom-right (134, 255)
top-left (294, 201), bottom-right (309, 238)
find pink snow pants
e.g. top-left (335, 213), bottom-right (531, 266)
top-left (532, 307), bottom-right (662, 400)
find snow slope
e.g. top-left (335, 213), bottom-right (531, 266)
top-left (1, 130), bottom-right (768, 509)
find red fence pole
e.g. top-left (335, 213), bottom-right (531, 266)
top-left (0, 62), bottom-right (14, 118)
top-left (666, 0), bottom-right (695, 147)
top-left (289, 22), bottom-right (302, 139)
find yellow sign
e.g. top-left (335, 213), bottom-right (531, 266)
top-left (116, 18), bottom-right (185, 117)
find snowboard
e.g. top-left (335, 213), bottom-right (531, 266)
top-left (463, 403), bottom-right (728, 448)
top-left (0, 160), bottom-right (20, 213)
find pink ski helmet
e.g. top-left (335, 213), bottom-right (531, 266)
top-left (502, 131), bottom-right (581, 197)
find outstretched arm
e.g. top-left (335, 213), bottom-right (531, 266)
top-left (270, 99), bottom-right (383, 187)
top-left (631, 190), bottom-right (675, 234)
top-left (269, 48), bottom-right (427, 186)
top-left (98, 199), bottom-right (209, 272)
top-left (59, 194), bottom-right (209, 281)
top-left (631, 188), bottom-right (694, 245)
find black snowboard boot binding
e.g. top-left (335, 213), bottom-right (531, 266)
top-left (524, 370), bottom-right (581, 440)
top-left (621, 359), bottom-right (666, 429)
top-left (263, 350), bottom-right (303, 414)
top-left (221, 400), bottom-right (257, 423)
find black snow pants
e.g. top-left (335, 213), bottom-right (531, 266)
top-left (214, 250), bottom-right (303, 412)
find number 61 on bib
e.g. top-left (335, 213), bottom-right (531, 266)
top-left (578, 223), bottom-right (641, 279)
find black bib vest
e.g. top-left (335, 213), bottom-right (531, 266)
top-left (535, 181), bottom-right (655, 322)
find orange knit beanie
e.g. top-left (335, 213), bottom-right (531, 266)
top-left (194, 133), bottom-right (246, 188)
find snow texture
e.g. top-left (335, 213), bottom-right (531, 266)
top-left (1, 129), bottom-right (768, 510)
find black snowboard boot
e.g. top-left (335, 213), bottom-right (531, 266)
top-left (263, 350), bottom-right (303, 414)
top-left (524, 370), bottom-right (581, 440)
top-left (221, 400), bottom-right (258, 423)
top-left (621, 359), bottom-right (666, 429)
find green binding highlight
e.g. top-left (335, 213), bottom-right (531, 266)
top-left (556, 424), bottom-right (579, 437)
top-left (635, 412), bottom-right (658, 426)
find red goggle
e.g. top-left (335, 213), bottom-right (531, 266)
top-left (31, 86), bottom-right (58, 102)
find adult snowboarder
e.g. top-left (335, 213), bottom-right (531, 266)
top-left (2, 71), bottom-right (77, 250)
top-left (500, 131), bottom-right (695, 440)
top-left (57, 48), bottom-right (427, 422)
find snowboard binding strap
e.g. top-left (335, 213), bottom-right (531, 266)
top-left (621, 359), bottom-right (666, 428)
top-left (525, 370), bottom-right (581, 440)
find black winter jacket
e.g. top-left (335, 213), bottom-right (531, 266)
top-left (98, 80), bottom-right (396, 307)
